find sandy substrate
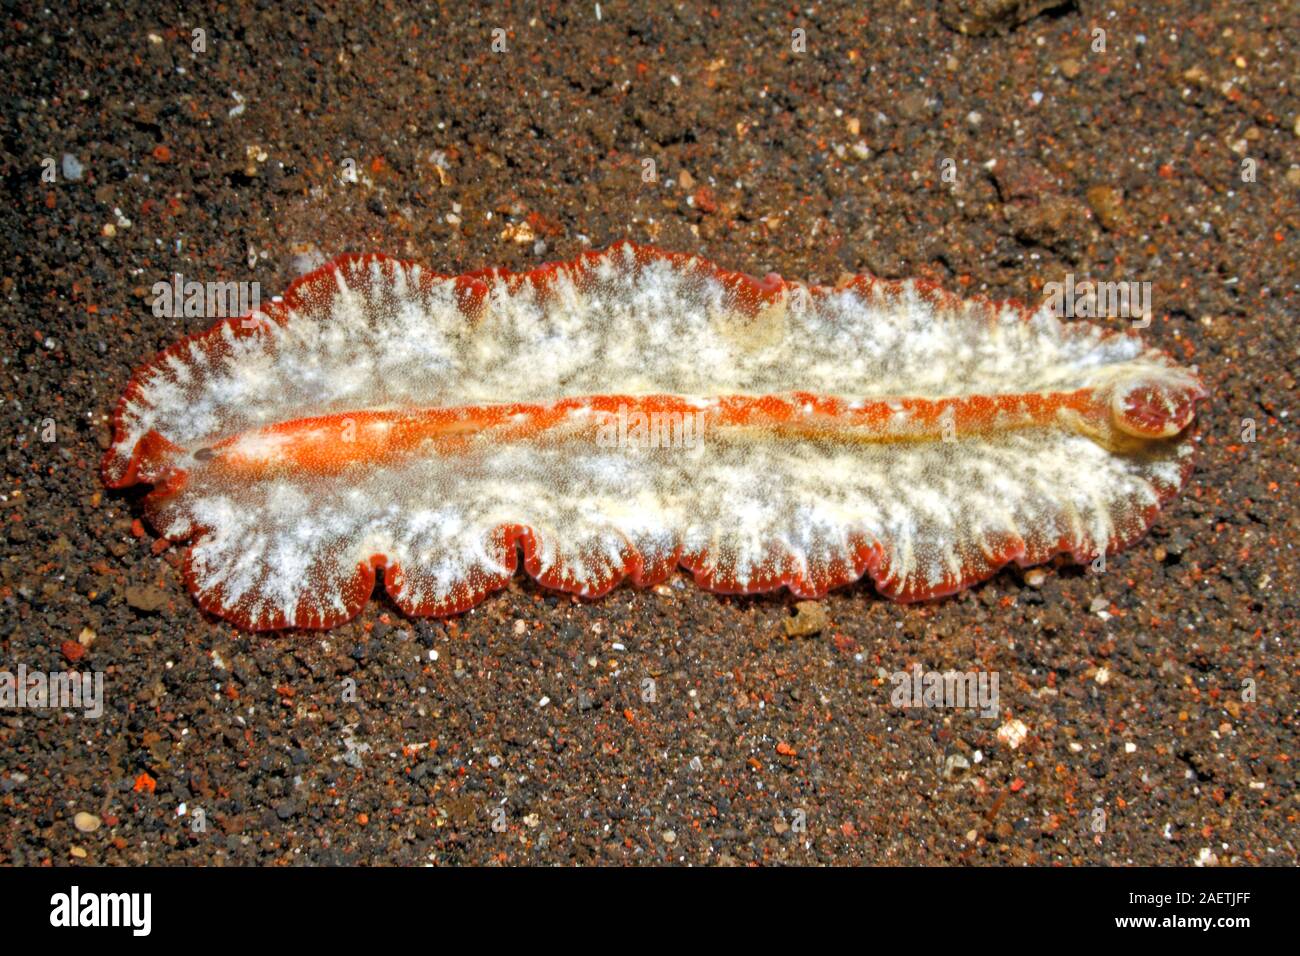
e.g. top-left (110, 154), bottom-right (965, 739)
top-left (0, 0), bottom-right (1295, 865)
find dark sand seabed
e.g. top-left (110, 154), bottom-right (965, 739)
top-left (0, 0), bottom-right (1295, 864)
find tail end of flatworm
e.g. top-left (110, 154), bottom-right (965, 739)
top-left (101, 428), bottom-right (185, 490)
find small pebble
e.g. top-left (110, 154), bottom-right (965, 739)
top-left (783, 601), bottom-right (828, 637)
top-left (125, 584), bottom-right (168, 613)
top-left (1085, 184), bottom-right (1128, 231)
top-left (943, 753), bottom-right (971, 779)
top-left (73, 811), bottom-right (101, 833)
top-left (61, 153), bottom-right (84, 181)
top-left (997, 718), bottom-right (1029, 750)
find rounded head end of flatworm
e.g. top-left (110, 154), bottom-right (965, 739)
top-left (1110, 373), bottom-right (1206, 439)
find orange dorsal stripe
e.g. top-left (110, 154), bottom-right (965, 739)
top-left (203, 389), bottom-right (1103, 478)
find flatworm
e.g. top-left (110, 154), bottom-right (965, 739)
top-left (103, 242), bottom-right (1206, 630)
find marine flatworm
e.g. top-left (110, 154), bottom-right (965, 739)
top-left (103, 243), bottom-right (1205, 630)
